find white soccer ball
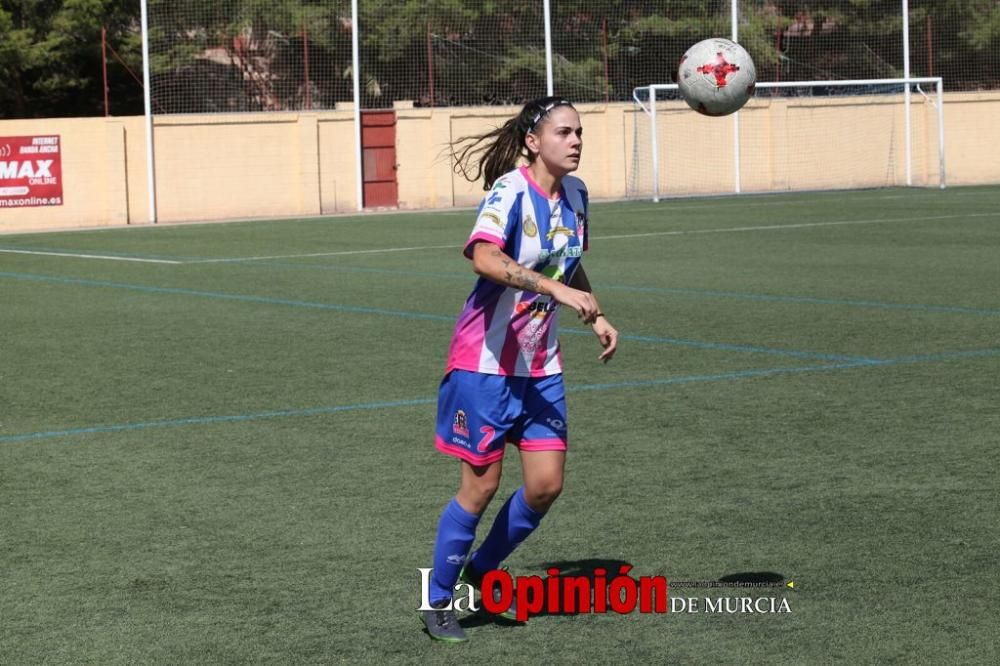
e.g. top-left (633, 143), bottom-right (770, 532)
top-left (677, 38), bottom-right (757, 116)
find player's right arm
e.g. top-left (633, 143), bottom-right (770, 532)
top-left (470, 241), bottom-right (600, 323)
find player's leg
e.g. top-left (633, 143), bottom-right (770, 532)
top-left (437, 460), bottom-right (504, 605)
top-left (420, 459), bottom-right (502, 642)
top-left (428, 460), bottom-right (503, 607)
top-left (422, 371), bottom-right (514, 640)
top-left (466, 449), bottom-right (564, 573)
top-left (519, 448), bottom-right (566, 512)
top-left (463, 374), bottom-right (567, 620)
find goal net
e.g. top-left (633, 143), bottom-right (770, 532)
top-left (628, 78), bottom-right (946, 200)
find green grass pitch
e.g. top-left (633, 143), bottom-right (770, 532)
top-left (2, 186), bottom-right (998, 664)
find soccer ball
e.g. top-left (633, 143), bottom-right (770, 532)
top-left (677, 38), bottom-right (757, 116)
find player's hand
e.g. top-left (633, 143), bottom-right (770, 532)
top-left (549, 282), bottom-right (600, 323)
top-left (591, 316), bottom-right (618, 363)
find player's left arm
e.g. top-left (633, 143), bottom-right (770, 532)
top-left (568, 265), bottom-right (618, 363)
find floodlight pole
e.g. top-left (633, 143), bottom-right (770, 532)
top-left (139, 0), bottom-right (157, 223)
top-left (903, 0), bottom-right (913, 186)
top-left (936, 78), bottom-right (946, 189)
top-left (543, 0), bottom-right (554, 96)
top-left (352, 0), bottom-right (363, 210)
top-left (732, 0), bottom-right (742, 194)
top-left (650, 87), bottom-right (659, 202)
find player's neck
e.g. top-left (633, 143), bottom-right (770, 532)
top-left (525, 162), bottom-right (562, 200)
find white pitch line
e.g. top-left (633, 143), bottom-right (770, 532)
top-left (190, 243), bottom-right (463, 264)
top-left (0, 248), bottom-right (183, 264)
top-left (594, 212), bottom-right (999, 241)
top-left (194, 211), bottom-right (999, 263)
top-left (612, 193), bottom-right (923, 215)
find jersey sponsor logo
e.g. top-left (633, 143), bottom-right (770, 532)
top-left (486, 190), bottom-right (503, 206)
top-left (480, 211), bottom-right (504, 228)
top-left (515, 299), bottom-right (558, 317)
top-left (518, 318), bottom-right (548, 353)
top-left (538, 245), bottom-right (581, 262)
top-left (523, 214), bottom-right (538, 238)
top-left (546, 225), bottom-right (575, 240)
top-left (452, 410), bottom-right (470, 438)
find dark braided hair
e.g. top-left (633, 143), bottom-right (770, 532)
top-left (451, 97), bottom-right (574, 191)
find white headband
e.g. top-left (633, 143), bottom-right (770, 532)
top-left (527, 99), bottom-right (573, 131)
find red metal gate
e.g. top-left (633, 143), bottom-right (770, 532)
top-left (361, 110), bottom-right (398, 208)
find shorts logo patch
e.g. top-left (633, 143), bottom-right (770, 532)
top-left (452, 410), bottom-right (470, 438)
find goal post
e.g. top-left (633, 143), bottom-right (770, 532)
top-left (629, 78), bottom-right (946, 201)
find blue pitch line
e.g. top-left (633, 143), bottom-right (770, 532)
top-left (223, 258), bottom-right (1000, 318)
top-left (0, 270), bottom-right (869, 363)
top-left (596, 332), bottom-right (876, 363)
top-left (2, 348), bottom-right (997, 446)
top-left (0, 398), bottom-right (437, 444)
top-left (0, 271), bottom-right (455, 322)
top-left (599, 284), bottom-right (1000, 318)
top-left (5, 237), bottom-right (997, 318)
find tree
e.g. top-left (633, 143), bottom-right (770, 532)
top-left (0, 0), bottom-right (142, 118)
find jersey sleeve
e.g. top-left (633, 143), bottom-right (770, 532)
top-left (463, 177), bottom-right (521, 259)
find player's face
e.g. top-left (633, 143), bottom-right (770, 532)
top-left (529, 106), bottom-right (583, 176)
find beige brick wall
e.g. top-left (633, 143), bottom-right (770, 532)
top-left (1, 92), bottom-right (997, 233)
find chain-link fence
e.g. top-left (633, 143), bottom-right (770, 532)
top-left (145, 1), bottom-right (1000, 115)
top-left (148, 0), bottom-right (351, 113)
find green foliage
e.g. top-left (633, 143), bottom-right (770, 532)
top-left (2, 0), bottom-right (998, 117)
top-left (0, 0), bottom-right (142, 118)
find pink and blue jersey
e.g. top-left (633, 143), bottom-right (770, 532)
top-left (446, 166), bottom-right (590, 378)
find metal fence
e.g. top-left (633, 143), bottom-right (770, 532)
top-left (145, 1), bottom-right (1000, 115)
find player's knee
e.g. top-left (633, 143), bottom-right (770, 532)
top-left (459, 475), bottom-right (501, 513)
top-left (524, 477), bottom-right (563, 512)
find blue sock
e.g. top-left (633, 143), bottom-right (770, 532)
top-left (469, 487), bottom-right (544, 574)
top-left (429, 498), bottom-right (481, 604)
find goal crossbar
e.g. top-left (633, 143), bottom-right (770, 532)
top-left (632, 78), bottom-right (945, 200)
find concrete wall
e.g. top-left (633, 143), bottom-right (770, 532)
top-left (2, 92), bottom-right (998, 233)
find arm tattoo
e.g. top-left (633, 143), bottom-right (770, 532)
top-left (490, 247), bottom-right (540, 292)
top-left (492, 247), bottom-right (512, 269)
top-left (511, 269), bottom-right (539, 292)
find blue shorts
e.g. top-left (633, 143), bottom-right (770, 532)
top-left (435, 369), bottom-right (568, 466)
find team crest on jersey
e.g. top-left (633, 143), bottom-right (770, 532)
top-left (575, 211), bottom-right (587, 238)
top-left (452, 410), bottom-right (470, 438)
top-left (523, 214), bottom-right (538, 238)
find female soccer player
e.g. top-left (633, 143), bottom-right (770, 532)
top-left (420, 97), bottom-right (619, 642)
